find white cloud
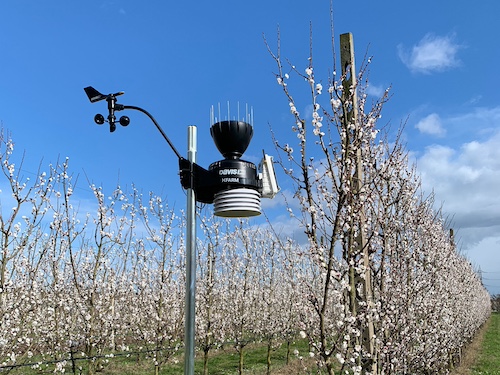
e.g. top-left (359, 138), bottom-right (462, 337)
top-left (418, 132), bottom-right (500, 228)
top-left (366, 83), bottom-right (386, 98)
top-left (415, 113), bottom-right (446, 136)
top-left (399, 33), bottom-right (462, 74)
top-left (416, 116), bottom-right (500, 293)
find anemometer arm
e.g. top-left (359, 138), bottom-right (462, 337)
top-left (119, 104), bottom-right (183, 160)
top-left (117, 104), bottom-right (217, 202)
top-left (118, 105), bottom-right (219, 199)
top-left (84, 86), bottom-right (181, 159)
top-left (84, 86), bottom-right (218, 202)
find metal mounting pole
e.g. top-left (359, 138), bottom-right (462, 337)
top-left (184, 126), bottom-right (197, 375)
top-left (83, 87), bottom-right (199, 374)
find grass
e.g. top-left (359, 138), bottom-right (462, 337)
top-left (452, 312), bottom-right (500, 375)
top-left (156, 340), bottom-right (316, 375)
top-left (4, 340), bottom-right (317, 375)
top-left (471, 312), bottom-right (500, 375)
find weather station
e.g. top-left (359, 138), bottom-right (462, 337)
top-left (83, 86), bottom-right (279, 375)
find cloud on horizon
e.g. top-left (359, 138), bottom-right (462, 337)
top-left (409, 106), bottom-right (500, 293)
top-left (416, 111), bottom-right (500, 246)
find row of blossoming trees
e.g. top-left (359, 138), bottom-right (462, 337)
top-left (1, 144), bottom-right (300, 375)
top-left (0, 39), bottom-right (492, 375)
top-left (264, 29), bottom-right (491, 375)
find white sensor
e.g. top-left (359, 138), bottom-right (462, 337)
top-left (259, 153), bottom-right (280, 199)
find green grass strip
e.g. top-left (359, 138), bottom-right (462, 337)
top-left (472, 312), bottom-right (500, 375)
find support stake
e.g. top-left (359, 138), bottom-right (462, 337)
top-left (340, 32), bottom-right (377, 374)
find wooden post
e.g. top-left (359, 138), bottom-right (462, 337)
top-left (340, 32), bottom-right (377, 374)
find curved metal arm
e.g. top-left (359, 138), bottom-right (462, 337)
top-left (119, 104), bottom-right (218, 201)
top-left (121, 104), bottom-right (182, 160)
top-left (84, 87), bottom-right (182, 160)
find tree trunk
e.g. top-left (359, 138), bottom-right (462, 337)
top-left (266, 339), bottom-right (272, 375)
top-left (238, 346), bottom-right (244, 375)
top-left (286, 340), bottom-right (291, 365)
top-left (203, 347), bottom-right (209, 375)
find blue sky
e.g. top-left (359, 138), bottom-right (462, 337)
top-left (1, 1), bottom-right (499, 294)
